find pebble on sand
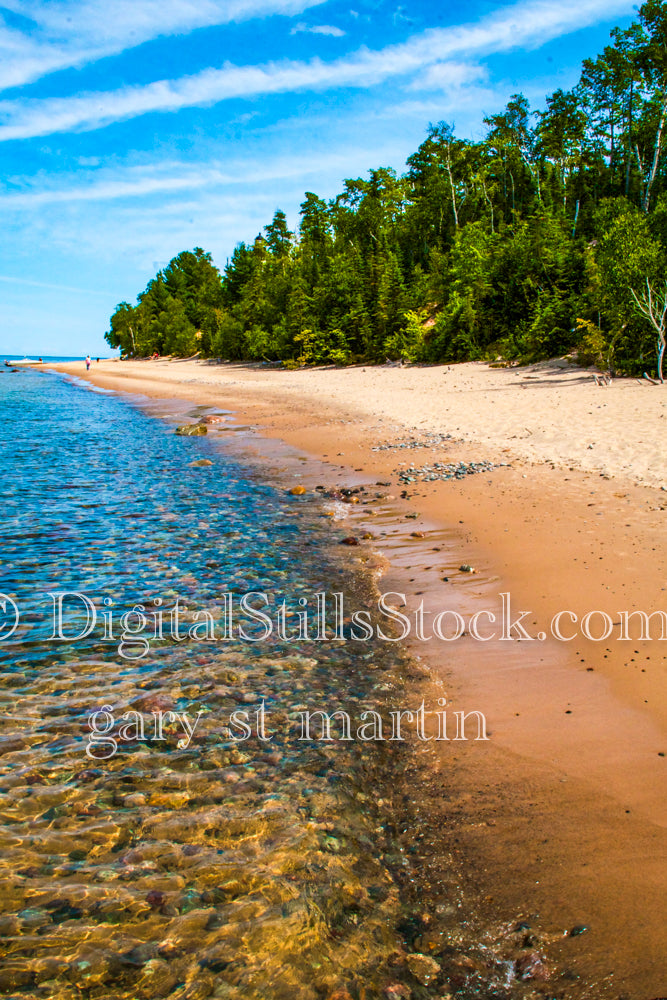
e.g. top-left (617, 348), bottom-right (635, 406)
top-left (515, 952), bottom-right (550, 980)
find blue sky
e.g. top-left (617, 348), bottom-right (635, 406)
top-left (0, 0), bottom-right (637, 356)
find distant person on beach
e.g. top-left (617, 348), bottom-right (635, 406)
top-left (85, 355), bottom-right (91, 370)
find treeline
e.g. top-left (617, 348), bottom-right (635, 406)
top-left (106, 1), bottom-right (667, 376)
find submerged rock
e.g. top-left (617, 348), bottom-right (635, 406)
top-left (175, 424), bottom-right (207, 436)
top-left (18, 907), bottom-right (50, 930)
top-left (0, 967), bottom-right (33, 991)
top-left (0, 914), bottom-right (19, 936)
top-left (384, 985), bottom-right (412, 1000)
top-left (406, 953), bottom-right (441, 986)
top-left (137, 958), bottom-right (178, 997)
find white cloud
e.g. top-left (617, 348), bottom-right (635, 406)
top-left (291, 22), bottom-right (346, 36)
top-left (407, 61), bottom-right (488, 92)
top-left (0, 273), bottom-right (108, 295)
top-left (20, 0), bottom-right (319, 40)
top-left (0, 131), bottom-right (416, 279)
top-left (0, 0), bottom-right (327, 91)
top-left (0, 0), bottom-right (634, 140)
top-left (0, 147), bottom-right (395, 209)
top-left (1, 172), bottom-right (215, 207)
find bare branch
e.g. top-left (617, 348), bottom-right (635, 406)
top-left (630, 278), bottom-right (667, 383)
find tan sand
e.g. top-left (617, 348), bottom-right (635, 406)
top-left (64, 355), bottom-right (667, 486)
top-left (51, 357), bottom-right (667, 996)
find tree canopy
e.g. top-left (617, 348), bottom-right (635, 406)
top-left (106, 2), bottom-right (667, 377)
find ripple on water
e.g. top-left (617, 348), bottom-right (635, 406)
top-left (0, 371), bottom-right (411, 998)
top-left (0, 370), bottom-right (569, 1000)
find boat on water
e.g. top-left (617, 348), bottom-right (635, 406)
top-left (4, 358), bottom-right (43, 366)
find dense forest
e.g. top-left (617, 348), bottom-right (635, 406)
top-left (106, 0), bottom-right (667, 378)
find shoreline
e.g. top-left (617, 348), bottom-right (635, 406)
top-left (50, 357), bottom-right (667, 997)
top-left (57, 355), bottom-right (667, 487)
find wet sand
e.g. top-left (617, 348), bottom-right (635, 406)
top-left (51, 358), bottom-right (667, 997)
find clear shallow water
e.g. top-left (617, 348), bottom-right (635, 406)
top-left (0, 369), bottom-right (573, 1000)
top-left (0, 368), bottom-right (413, 998)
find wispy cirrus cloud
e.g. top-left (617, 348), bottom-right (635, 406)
top-left (291, 22), bottom-right (345, 36)
top-left (407, 61), bottom-right (489, 92)
top-left (0, 273), bottom-right (109, 295)
top-left (0, 146), bottom-right (395, 209)
top-left (0, 171), bottom-right (216, 207)
top-left (0, 0), bottom-right (326, 91)
top-left (0, 0), bottom-right (634, 140)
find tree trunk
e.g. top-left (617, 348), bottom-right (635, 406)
top-left (643, 93), bottom-right (667, 213)
top-left (625, 78), bottom-right (633, 197)
top-left (635, 142), bottom-right (646, 206)
top-left (480, 176), bottom-right (494, 233)
top-left (521, 154), bottom-right (541, 203)
top-left (445, 156), bottom-right (458, 229)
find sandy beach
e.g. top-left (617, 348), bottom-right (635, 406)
top-left (64, 355), bottom-right (667, 485)
top-left (51, 356), bottom-right (667, 997)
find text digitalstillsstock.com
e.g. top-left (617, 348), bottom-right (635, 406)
top-left (1, 590), bottom-right (665, 660)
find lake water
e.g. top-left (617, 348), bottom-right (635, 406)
top-left (0, 365), bottom-right (422, 999)
top-left (0, 365), bottom-right (556, 1000)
